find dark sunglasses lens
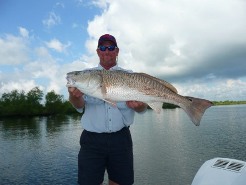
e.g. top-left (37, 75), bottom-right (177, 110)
top-left (99, 46), bottom-right (106, 51)
top-left (99, 45), bottom-right (116, 51)
top-left (108, 46), bottom-right (116, 51)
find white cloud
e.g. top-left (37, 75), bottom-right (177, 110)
top-left (45, 39), bottom-right (71, 53)
top-left (42, 12), bottom-right (61, 28)
top-left (55, 2), bottom-right (65, 8)
top-left (175, 78), bottom-right (246, 101)
top-left (0, 80), bottom-right (42, 95)
top-left (86, 0), bottom-right (246, 78)
top-left (0, 37), bottom-right (65, 96)
top-left (1, 0), bottom-right (246, 101)
top-left (82, 0), bottom-right (246, 100)
top-left (0, 34), bottom-right (30, 65)
top-left (91, 0), bottom-right (109, 9)
top-left (19, 27), bottom-right (29, 38)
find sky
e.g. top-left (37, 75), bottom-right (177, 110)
top-left (1, 0), bottom-right (246, 101)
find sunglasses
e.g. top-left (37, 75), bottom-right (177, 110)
top-left (98, 45), bottom-right (117, 51)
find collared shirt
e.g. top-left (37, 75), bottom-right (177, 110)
top-left (76, 64), bottom-right (136, 133)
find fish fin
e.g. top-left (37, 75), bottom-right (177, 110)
top-left (138, 73), bottom-right (178, 93)
top-left (183, 96), bottom-right (213, 126)
top-left (147, 102), bottom-right (163, 113)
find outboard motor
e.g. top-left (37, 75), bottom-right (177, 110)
top-left (192, 158), bottom-right (246, 185)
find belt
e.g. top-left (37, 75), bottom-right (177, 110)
top-left (84, 126), bottom-right (129, 134)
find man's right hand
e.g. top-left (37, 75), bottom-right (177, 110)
top-left (68, 87), bottom-right (84, 98)
top-left (68, 87), bottom-right (85, 109)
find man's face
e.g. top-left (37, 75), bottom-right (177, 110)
top-left (97, 41), bottom-right (119, 69)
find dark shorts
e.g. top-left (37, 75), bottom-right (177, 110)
top-left (78, 127), bottom-right (134, 185)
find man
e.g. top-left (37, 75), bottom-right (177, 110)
top-left (68, 34), bottom-right (147, 185)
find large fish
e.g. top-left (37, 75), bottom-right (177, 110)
top-left (66, 70), bottom-right (213, 126)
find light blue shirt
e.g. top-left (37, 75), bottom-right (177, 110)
top-left (76, 65), bottom-right (137, 133)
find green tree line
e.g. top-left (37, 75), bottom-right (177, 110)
top-left (213, 100), bottom-right (246, 105)
top-left (1, 87), bottom-right (245, 117)
top-left (0, 87), bottom-right (78, 117)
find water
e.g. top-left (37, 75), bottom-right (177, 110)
top-left (0, 105), bottom-right (246, 185)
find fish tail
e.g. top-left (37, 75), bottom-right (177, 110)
top-left (183, 96), bottom-right (213, 126)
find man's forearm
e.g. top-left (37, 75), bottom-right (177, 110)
top-left (69, 95), bottom-right (85, 109)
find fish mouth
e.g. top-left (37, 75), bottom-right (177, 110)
top-left (66, 75), bottom-right (76, 87)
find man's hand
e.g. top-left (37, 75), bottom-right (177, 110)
top-left (68, 87), bottom-right (85, 109)
top-left (68, 87), bottom-right (84, 98)
top-left (126, 101), bottom-right (148, 113)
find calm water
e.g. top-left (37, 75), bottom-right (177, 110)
top-left (0, 105), bottom-right (246, 185)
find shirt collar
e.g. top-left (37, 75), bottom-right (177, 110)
top-left (97, 64), bottom-right (119, 70)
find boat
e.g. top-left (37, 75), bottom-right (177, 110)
top-left (192, 158), bottom-right (246, 185)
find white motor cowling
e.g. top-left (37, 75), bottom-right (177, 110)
top-left (191, 158), bottom-right (246, 185)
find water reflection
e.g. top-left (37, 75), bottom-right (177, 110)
top-left (132, 105), bottom-right (246, 184)
top-left (0, 117), bottom-right (42, 140)
top-left (0, 114), bottom-right (82, 139)
top-left (0, 106), bottom-right (246, 185)
top-left (0, 114), bottom-right (82, 185)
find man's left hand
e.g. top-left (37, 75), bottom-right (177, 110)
top-left (126, 101), bottom-right (148, 113)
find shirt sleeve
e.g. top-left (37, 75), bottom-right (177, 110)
top-left (116, 101), bottom-right (128, 109)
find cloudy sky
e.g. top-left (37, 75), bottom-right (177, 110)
top-left (1, 0), bottom-right (246, 101)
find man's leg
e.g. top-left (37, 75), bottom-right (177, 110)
top-left (107, 127), bottom-right (134, 185)
top-left (78, 130), bottom-right (107, 185)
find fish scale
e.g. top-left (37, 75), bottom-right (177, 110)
top-left (103, 73), bottom-right (152, 99)
top-left (102, 71), bottom-right (172, 97)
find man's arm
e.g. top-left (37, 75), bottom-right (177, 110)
top-left (68, 87), bottom-right (85, 109)
top-left (126, 101), bottom-right (148, 113)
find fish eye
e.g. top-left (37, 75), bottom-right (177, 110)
top-left (74, 71), bottom-right (80, 75)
